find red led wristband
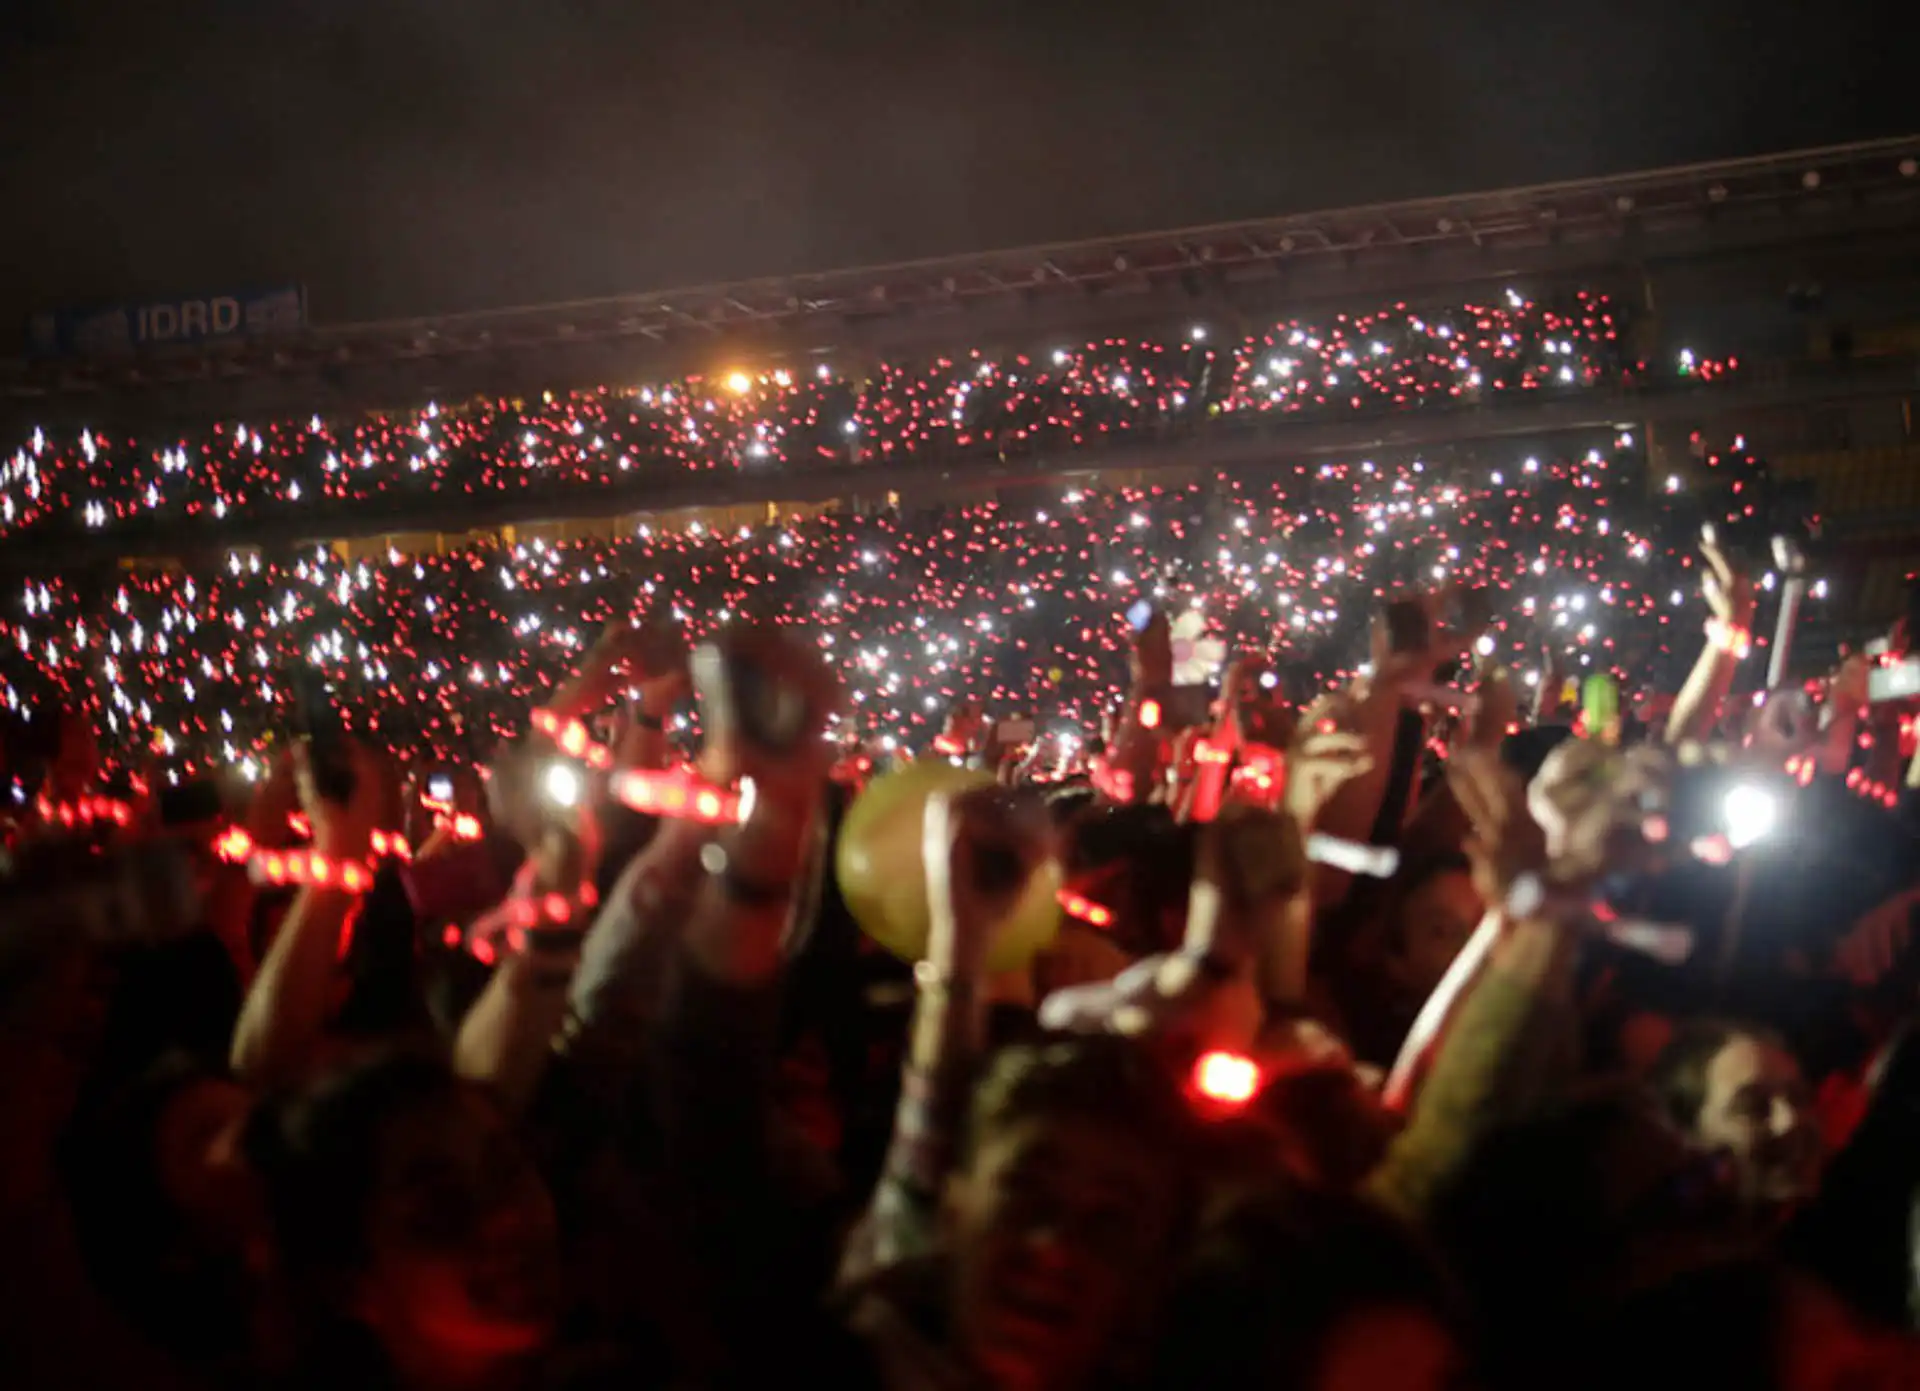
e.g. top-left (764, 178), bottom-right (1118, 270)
top-left (608, 767), bottom-right (742, 824)
top-left (36, 795), bottom-right (134, 830)
top-left (530, 708), bottom-right (614, 770)
top-left (1705, 618), bottom-right (1752, 661)
top-left (501, 880), bottom-right (601, 932)
top-left (248, 846), bottom-right (375, 894)
top-left (1057, 889), bottom-right (1115, 928)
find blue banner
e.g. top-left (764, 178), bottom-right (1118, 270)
top-left (26, 286), bottom-right (307, 357)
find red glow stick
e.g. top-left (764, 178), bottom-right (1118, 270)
top-left (247, 846), bottom-right (374, 894)
top-left (36, 794), bottom-right (133, 829)
top-left (531, 708), bottom-right (614, 770)
top-left (1056, 889), bottom-right (1115, 929)
top-left (608, 767), bottom-right (742, 824)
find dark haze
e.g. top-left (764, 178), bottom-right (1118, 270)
top-left (0, 0), bottom-right (1910, 329)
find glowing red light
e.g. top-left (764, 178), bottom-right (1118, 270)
top-left (1193, 1051), bottom-right (1261, 1105)
top-left (1056, 890), bottom-right (1115, 928)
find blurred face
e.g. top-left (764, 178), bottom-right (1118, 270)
top-left (948, 1115), bottom-right (1183, 1391)
top-left (1693, 1034), bottom-right (1821, 1209)
top-left (351, 1087), bottom-right (561, 1364)
top-left (1391, 869), bottom-right (1483, 999)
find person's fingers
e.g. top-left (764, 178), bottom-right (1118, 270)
top-left (1296, 729), bottom-right (1371, 759)
top-left (1447, 756), bottom-right (1501, 839)
top-left (289, 741), bottom-right (318, 805)
top-left (1700, 536), bottom-right (1734, 585)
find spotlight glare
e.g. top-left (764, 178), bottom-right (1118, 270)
top-left (543, 762), bottom-right (582, 809)
top-left (1721, 784), bottom-right (1778, 850)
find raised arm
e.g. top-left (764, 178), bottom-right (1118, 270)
top-left (1369, 743), bottom-right (1665, 1220)
top-left (1665, 531), bottom-right (1755, 747)
top-left (850, 784), bottom-right (1058, 1278)
top-left (230, 741), bottom-right (390, 1087)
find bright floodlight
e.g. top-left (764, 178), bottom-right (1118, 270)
top-left (1722, 784), bottom-right (1778, 850)
top-left (543, 762), bottom-right (582, 809)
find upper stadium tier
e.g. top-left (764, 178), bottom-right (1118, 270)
top-left (0, 136), bottom-right (1916, 565)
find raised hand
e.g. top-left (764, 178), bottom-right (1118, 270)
top-left (938, 698), bottom-right (987, 759)
top-left (1699, 529), bottom-right (1756, 626)
top-left (1446, 748), bottom-right (1548, 908)
top-left (688, 626), bottom-right (841, 934)
top-left (292, 738), bottom-right (393, 861)
top-left (693, 625), bottom-right (838, 806)
top-left (1465, 660), bottom-right (1520, 747)
top-left (246, 747), bottom-right (302, 846)
top-left (1371, 585), bottom-right (1482, 687)
top-left (922, 785), bottom-right (1056, 980)
top-left (1284, 726), bottom-right (1376, 829)
top-left (555, 615), bottom-right (690, 719)
top-left (1543, 742), bottom-right (1670, 881)
top-left (1132, 609), bottom-right (1174, 689)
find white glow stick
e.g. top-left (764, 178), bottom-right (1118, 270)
top-left (1602, 919), bottom-right (1694, 965)
top-left (1306, 833), bottom-right (1400, 879)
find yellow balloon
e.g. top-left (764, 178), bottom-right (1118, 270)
top-left (836, 760), bottom-right (1063, 973)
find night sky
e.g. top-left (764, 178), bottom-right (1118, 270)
top-left (0, 0), bottom-right (1911, 332)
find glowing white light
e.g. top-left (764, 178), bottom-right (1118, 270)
top-left (1722, 785), bottom-right (1778, 850)
top-left (543, 763), bottom-right (582, 809)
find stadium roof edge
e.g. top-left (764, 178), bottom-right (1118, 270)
top-left (13, 134), bottom-right (1920, 355)
top-left (4, 133), bottom-right (1916, 421)
top-left (300, 133), bottom-right (1920, 341)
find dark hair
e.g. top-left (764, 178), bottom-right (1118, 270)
top-left (1650, 1018), bottom-right (1786, 1131)
top-left (1060, 804), bottom-right (1195, 956)
top-left (243, 1048), bottom-right (465, 1287)
top-left (1501, 724), bottom-right (1575, 784)
top-left (1579, 1259), bottom-right (1787, 1391)
top-left (1380, 849), bottom-right (1474, 956)
top-left (1426, 1084), bottom-right (1731, 1384)
top-left (1148, 1187), bottom-right (1459, 1391)
top-left (92, 929), bottom-right (243, 1084)
top-left (61, 1053), bottom-right (251, 1364)
top-left (968, 1034), bottom-right (1196, 1169)
top-left (333, 864), bottom-right (435, 1042)
top-left (1043, 784), bottom-right (1098, 824)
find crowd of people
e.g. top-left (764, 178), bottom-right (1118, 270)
top-left (4, 497), bottom-right (1920, 1389)
top-left (8, 288), bottom-right (1918, 1389)
top-left (0, 289), bottom-right (1644, 548)
top-left (0, 429), bottom-right (1799, 783)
